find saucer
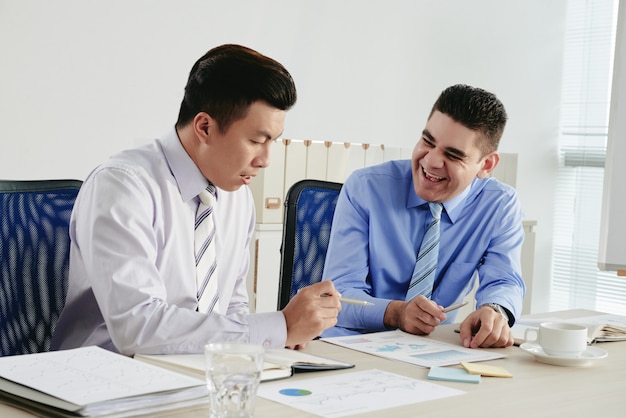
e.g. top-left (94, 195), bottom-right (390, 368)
top-left (520, 343), bottom-right (608, 367)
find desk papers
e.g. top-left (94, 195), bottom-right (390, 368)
top-left (322, 329), bottom-right (505, 367)
top-left (0, 346), bottom-right (207, 417)
top-left (258, 368), bottom-right (464, 417)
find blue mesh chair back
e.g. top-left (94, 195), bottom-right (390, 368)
top-left (278, 179), bottom-right (342, 310)
top-left (0, 180), bottom-right (82, 356)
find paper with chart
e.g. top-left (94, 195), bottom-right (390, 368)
top-left (322, 329), bottom-right (505, 368)
top-left (257, 368), bottom-right (464, 417)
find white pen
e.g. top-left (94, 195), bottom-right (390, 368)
top-left (340, 297), bottom-right (375, 307)
top-left (442, 301), bottom-right (469, 313)
top-left (321, 293), bottom-right (375, 306)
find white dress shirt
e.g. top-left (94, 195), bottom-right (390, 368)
top-left (51, 128), bottom-right (286, 355)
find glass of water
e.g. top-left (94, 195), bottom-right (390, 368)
top-left (204, 343), bottom-right (265, 418)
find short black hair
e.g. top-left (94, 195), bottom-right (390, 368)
top-left (430, 84), bottom-right (507, 155)
top-left (176, 44), bottom-right (297, 133)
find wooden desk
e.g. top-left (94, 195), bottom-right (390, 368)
top-left (1, 310), bottom-right (623, 417)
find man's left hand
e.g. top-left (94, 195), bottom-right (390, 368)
top-left (458, 305), bottom-right (514, 348)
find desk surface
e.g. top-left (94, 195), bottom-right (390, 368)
top-left (1, 309), bottom-right (624, 417)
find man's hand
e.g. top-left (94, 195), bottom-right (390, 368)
top-left (282, 281), bottom-right (341, 347)
top-left (459, 305), bottom-right (514, 348)
top-left (383, 295), bottom-right (447, 335)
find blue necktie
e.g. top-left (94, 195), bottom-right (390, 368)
top-left (195, 184), bottom-right (219, 314)
top-left (406, 203), bottom-right (443, 301)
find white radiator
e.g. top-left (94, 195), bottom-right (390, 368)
top-left (250, 139), bottom-right (406, 225)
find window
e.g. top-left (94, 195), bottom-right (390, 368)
top-left (551, 0), bottom-right (626, 314)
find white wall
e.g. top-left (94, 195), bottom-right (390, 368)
top-left (0, 0), bottom-right (567, 312)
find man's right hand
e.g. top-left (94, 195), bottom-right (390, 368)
top-left (383, 295), bottom-right (447, 335)
top-left (282, 281), bottom-right (341, 347)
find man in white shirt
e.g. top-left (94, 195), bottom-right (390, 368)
top-left (51, 44), bottom-right (341, 356)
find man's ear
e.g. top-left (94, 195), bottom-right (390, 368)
top-left (192, 112), bottom-right (214, 145)
top-left (476, 152), bottom-right (500, 179)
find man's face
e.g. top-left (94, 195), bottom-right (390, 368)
top-left (411, 111), bottom-right (497, 203)
top-left (197, 101), bottom-right (285, 192)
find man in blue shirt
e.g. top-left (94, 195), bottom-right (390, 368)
top-left (321, 84), bottom-right (525, 348)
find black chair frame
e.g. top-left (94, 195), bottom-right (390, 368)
top-left (277, 179), bottom-right (342, 310)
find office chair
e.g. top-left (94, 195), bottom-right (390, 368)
top-left (277, 179), bottom-right (342, 310)
top-left (0, 179), bottom-right (82, 356)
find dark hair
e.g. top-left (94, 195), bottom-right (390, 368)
top-left (176, 44), bottom-right (297, 133)
top-left (429, 84), bottom-right (507, 155)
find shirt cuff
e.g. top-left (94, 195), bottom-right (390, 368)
top-left (248, 311), bottom-right (287, 348)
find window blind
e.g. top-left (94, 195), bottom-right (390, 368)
top-left (551, 0), bottom-right (626, 314)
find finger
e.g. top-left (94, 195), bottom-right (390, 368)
top-left (416, 297), bottom-right (446, 321)
top-left (459, 318), bottom-right (481, 347)
top-left (459, 322), bottom-right (472, 347)
top-left (403, 309), bottom-right (437, 335)
top-left (314, 280), bottom-right (337, 294)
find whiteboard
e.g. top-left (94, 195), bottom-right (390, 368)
top-left (598, 1), bottom-right (626, 271)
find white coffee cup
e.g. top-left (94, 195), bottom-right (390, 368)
top-left (524, 322), bottom-right (588, 357)
top-left (205, 343), bottom-right (265, 418)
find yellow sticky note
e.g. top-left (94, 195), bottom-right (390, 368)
top-left (461, 362), bottom-right (513, 378)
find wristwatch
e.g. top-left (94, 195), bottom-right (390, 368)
top-left (481, 303), bottom-right (510, 323)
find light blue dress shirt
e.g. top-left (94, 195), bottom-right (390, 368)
top-left (321, 160), bottom-right (525, 337)
top-left (51, 128), bottom-right (286, 355)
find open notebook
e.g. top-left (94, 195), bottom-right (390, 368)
top-left (135, 348), bottom-right (354, 382)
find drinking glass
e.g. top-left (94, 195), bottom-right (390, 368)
top-left (204, 343), bottom-right (264, 418)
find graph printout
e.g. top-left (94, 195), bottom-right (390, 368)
top-left (257, 369), bottom-right (464, 417)
top-left (322, 330), bottom-right (505, 368)
top-left (0, 346), bottom-right (203, 406)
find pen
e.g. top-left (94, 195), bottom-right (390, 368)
top-left (442, 301), bottom-right (469, 313)
top-left (340, 297), bottom-right (375, 307)
top-left (321, 293), bottom-right (375, 306)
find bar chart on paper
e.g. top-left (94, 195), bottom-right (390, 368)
top-left (322, 329), bottom-right (505, 368)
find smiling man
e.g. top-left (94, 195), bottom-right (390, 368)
top-left (51, 44), bottom-right (341, 356)
top-left (321, 84), bottom-right (525, 348)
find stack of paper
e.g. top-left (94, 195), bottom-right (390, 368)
top-left (428, 367), bottom-right (481, 384)
top-left (0, 346), bottom-right (208, 417)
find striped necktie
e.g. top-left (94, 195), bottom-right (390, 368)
top-left (195, 184), bottom-right (219, 314)
top-left (406, 202), bottom-right (443, 301)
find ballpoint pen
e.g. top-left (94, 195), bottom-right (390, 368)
top-left (340, 297), bottom-right (375, 307)
top-left (320, 293), bottom-right (375, 306)
top-left (442, 301), bottom-right (469, 313)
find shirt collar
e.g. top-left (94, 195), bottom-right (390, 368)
top-left (406, 178), bottom-right (475, 223)
top-left (160, 126), bottom-right (209, 203)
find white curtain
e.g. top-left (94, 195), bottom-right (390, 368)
top-left (551, 0), bottom-right (626, 314)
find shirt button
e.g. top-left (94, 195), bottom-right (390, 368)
top-left (262, 340), bottom-right (271, 348)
